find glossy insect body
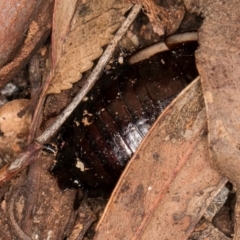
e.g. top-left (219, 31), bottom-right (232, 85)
top-left (50, 43), bottom-right (198, 195)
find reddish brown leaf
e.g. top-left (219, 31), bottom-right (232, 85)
top-left (94, 78), bottom-right (225, 239)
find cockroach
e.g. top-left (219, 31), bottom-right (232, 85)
top-left (49, 41), bottom-right (199, 196)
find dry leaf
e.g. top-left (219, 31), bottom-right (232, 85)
top-left (184, 0), bottom-right (240, 237)
top-left (94, 78), bottom-right (225, 239)
top-left (47, 0), bottom-right (131, 94)
top-left (194, 0), bottom-right (240, 190)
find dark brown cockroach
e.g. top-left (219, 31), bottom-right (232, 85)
top-left (49, 42), bottom-right (199, 195)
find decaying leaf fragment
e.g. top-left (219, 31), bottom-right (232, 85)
top-left (47, 0), bottom-right (131, 94)
top-left (188, 0), bottom-right (240, 238)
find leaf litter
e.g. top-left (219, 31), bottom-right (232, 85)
top-left (0, 0), bottom-right (237, 238)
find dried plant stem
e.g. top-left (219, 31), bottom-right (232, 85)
top-left (37, 4), bottom-right (142, 143)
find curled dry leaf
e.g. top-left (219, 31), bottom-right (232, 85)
top-left (95, 78), bottom-right (226, 240)
top-left (47, 0), bottom-right (131, 94)
top-left (0, 0), bottom-right (53, 89)
top-left (188, 1), bottom-right (240, 238)
top-left (0, 99), bottom-right (31, 165)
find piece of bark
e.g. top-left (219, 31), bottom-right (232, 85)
top-left (94, 78), bottom-right (226, 240)
top-left (183, 0), bottom-right (240, 238)
top-left (0, 0), bottom-right (53, 90)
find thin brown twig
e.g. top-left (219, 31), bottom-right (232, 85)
top-left (28, 73), bottom-right (52, 142)
top-left (31, 4), bottom-right (142, 143)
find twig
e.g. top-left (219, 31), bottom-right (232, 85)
top-left (0, 142), bottom-right (42, 185)
top-left (165, 32), bottom-right (198, 45)
top-left (37, 4), bottom-right (142, 143)
top-left (21, 54), bottom-right (42, 235)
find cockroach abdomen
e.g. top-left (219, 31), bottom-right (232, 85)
top-left (50, 42), bottom-right (199, 195)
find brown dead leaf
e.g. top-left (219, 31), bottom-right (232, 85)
top-left (94, 78), bottom-right (226, 240)
top-left (47, 0), bottom-right (131, 94)
top-left (184, 0), bottom-right (240, 238)
top-left (0, 99), bottom-right (31, 165)
top-left (0, 0), bottom-right (53, 90)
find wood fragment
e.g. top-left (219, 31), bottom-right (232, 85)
top-left (190, 0), bottom-right (240, 238)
